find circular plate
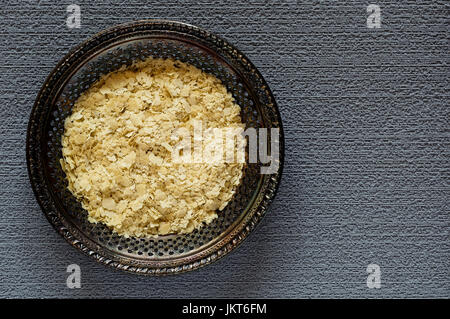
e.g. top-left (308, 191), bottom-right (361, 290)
top-left (27, 20), bottom-right (284, 275)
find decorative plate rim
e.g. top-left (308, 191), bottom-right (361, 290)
top-left (26, 20), bottom-right (284, 275)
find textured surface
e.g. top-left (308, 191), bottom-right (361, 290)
top-left (0, 0), bottom-right (448, 298)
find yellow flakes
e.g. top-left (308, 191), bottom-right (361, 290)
top-left (102, 198), bottom-right (116, 210)
top-left (61, 57), bottom-right (244, 237)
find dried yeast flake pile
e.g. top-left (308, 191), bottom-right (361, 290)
top-left (61, 57), bottom-right (244, 237)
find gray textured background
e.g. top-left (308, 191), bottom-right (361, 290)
top-left (0, 0), bottom-right (448, 298)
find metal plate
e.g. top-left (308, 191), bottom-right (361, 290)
top-left (26, 20), bottom-right (284, 275)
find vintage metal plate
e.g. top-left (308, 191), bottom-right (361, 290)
top-left (27, 20), bottom-right (284, 275)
